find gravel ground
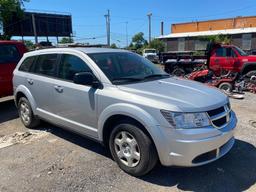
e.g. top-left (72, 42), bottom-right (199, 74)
top-left (0, 93), bottom-right (255, 192)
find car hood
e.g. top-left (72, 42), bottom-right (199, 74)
top-left (117, 77), bottom-right (228, 112)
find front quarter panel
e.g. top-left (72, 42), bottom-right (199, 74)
top-left (98, 103), bottom-right (160, 141)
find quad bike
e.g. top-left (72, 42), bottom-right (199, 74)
top-left (186, 68), bottom-right (239, 92)
top-left (246, 75), bottom-right (256, 93)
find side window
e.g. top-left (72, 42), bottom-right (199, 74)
top-left (34, 54), bottom-right (58, 77)
top-left (226, 48), bottom-right (236, 57)
top-left (59, 54), bottom-right (91, 81)
top-left (19, 56), bottom-right (36, 72)
top-left (0, 44), bottom-right (20, 64)
top-left (215, 48), bottom-right (225, 57)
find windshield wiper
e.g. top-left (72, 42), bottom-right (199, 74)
top-left (112, 77), bottom-right (143, 82)
top-left (143, 74), bottom-right (170, 79)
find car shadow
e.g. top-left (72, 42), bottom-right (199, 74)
top-left (0, 99), bottom-right (19, 123)
top-left (37, 122), bottom-right (256, 192)
top-left (38, 122), bottom-right (110, 158)
top-left (140, 139), bottom-right (256, 192)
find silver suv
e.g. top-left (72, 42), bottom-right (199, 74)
top-left (13, 48), bottom-right (237, 176)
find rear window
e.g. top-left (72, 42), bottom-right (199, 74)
top-left (0, 44), bottom-right (20, 64)
top-left (34, 54), bottom-right (58, 77)
top-left (19, 56), bottom-right (36, 72)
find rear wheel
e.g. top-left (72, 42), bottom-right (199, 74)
top-left (246, 70), bottom-right (256, 82)
top-left (18, 97), bottom-right (40, 128)
top-left (109, 120), bottom-right (158, 177)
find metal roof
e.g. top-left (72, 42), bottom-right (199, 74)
top-left (158, 27), bottom-right (256, 39)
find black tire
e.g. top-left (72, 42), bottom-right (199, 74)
top-left (172, 67), bottom-right (185, 77)
top-left (18, 97), bottom-right (40, 128)
top-left (218, 82), bottom-right (233, 93)
top-left (246, 70), bottom-right (256, 82)
top-left (109, 120), bottom-right (158, 177)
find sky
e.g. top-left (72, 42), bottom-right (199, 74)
top-left (21, 0), bottom-right (256, 47)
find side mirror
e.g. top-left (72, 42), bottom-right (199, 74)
top-left (73, 72), bottom-right (101, 88)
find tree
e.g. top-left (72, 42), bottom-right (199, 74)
top-left (110, 43), bottom-right (118, 49)
top-left (199, 35), bottom-right (231, 44)
top-left (0, 0), bottom-right (29, 39)
top-left (128, 32), bottom-right (148, 53)
top-left (147, 38), bottom-right (165, 52)
top-left (23, 40), bottom-right (35, 50)
top-left (59, 37), bottom-right (74, 44)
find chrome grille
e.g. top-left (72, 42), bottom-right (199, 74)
top-left (207, 103), bottom-right (231, 129)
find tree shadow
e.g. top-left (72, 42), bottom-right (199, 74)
top-left (0, 99), bottom-right (19, 123)
top-left (141, 139), bottom-right (256, 192)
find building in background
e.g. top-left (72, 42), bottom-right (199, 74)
top-left (159, 16), bottom-right (256, 52)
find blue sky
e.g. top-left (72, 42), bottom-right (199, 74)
top-left (22, 0), bottom-right (256, 47)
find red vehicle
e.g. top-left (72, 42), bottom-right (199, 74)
top-left (162, 43), bottom-right (256, 80)
top-left (208, 44), bottom-right (256, 78)
top-left (0, 41), bottom-right (27, 97)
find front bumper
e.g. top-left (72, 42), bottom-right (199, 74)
top-left (154, 111), bottom-right (237, 167)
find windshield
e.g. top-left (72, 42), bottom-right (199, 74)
top-left (234, 46), bottom-right (248, 56)
top-left (88, 52), bottom-right (168, 85)
top-left (145, 49), bottom-right (156, 53)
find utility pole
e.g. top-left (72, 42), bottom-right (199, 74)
top-left (147, 13), bottom-right (152, 43)
top-left (32, 14), bottom-right (38, 44)
top-left (125, 22), bottom-right (128, 47)
top-left (104, 10), bottom-right (110, 47)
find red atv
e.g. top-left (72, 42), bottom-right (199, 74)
top-left (186, 66), bottom-right (239, 92)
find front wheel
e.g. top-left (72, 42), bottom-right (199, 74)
top-left (172, 67), bottom-right (185, 77)
top-left (109, 120), bottom-right (158, 177)
top-left (218, 82), bottom-right (233, 93)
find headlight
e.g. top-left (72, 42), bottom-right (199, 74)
top-left (160, 110), bottom-right (210, 129)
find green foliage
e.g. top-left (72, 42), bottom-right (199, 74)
top-left (128, 33), bottom-right (166, 54)
top-left (128, 32), bottom-right (148, 54)
top-left (0, 0), bottom-right (28, 39)
top-left (110, 43), bottom-right (118, 49)
top-left (147, 38), bottom-right (165, 52)
top-left (59, 37), bottom-right (74, 44)
top-left (198, 35), bottom-right (231, 44)
top-left (23, 40), bottom-right (35, 50)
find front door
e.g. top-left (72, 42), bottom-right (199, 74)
top-left (210, 47), bottom-right (230, 76)
top-left (51, 54), bottom-right (98, 138)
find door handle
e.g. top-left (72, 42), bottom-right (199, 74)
top-left (27, 79), bottom-right (33, 85)
top-left (215, 59), bottom-right (220, 62)
top-left (54, 85), bottom-right (63, 93)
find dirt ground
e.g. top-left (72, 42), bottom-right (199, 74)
top-left (0, 93), bottom-right (255, 192)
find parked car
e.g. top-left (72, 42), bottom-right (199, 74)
top-left (0, 40), bottom-right (27, 98)
top-left (143, 48), bottom-right (159, 63)
top-left (13, 48), bottom-right (237, 176)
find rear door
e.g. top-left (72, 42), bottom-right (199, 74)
top-left (0, 44), bottom-right (21, 97)
top-left (27, 54), bottom-right (60, 116)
